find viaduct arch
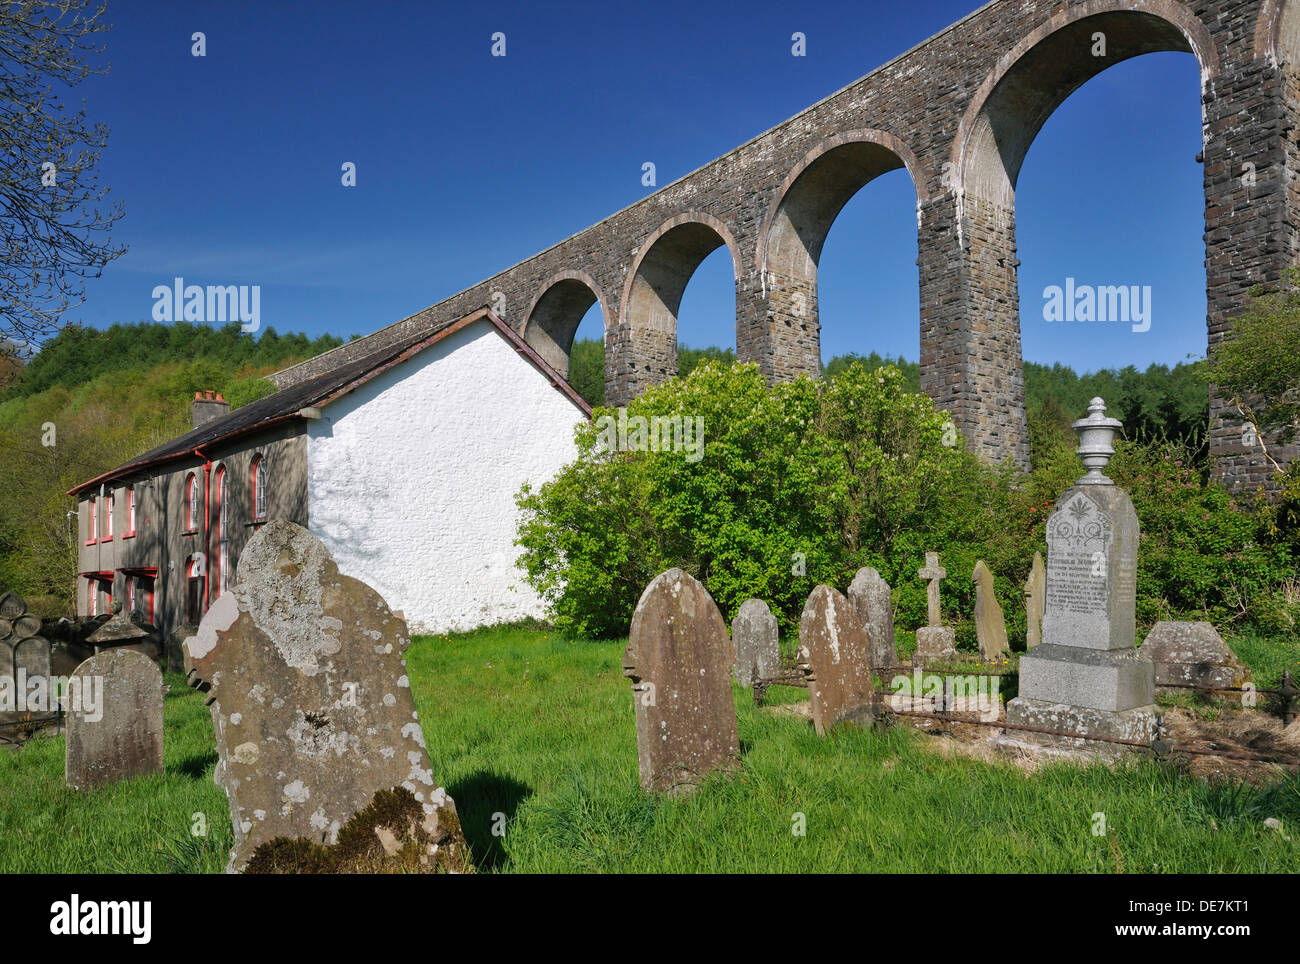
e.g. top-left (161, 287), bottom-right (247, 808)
top-left (272, 0), bottom-right (1300, 490)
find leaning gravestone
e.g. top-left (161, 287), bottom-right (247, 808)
top-left (184, 521), bottom-right (470, 873)
top-left (1140, 622), bottom-right (1251, 692)
top-left (165, 623), bottom-right (196, 675)
top-left (1004, 399), bottom-right (1158, 754)
top-left (1024, 552), bottom-right (1045, 650)
top-left (797, 585), bottom-right (875, 736)
top-left (848, 566), bottom-right (897, 669)
top-left (623, 569), bottom-right (739, 794)
top-left (973, 560), bottom-right (1009, 662)
top-left (732, 598), bottom-right (779, 687)
top-left (65, 649), bottom-right (165, 790)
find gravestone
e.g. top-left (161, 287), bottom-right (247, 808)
top-left (1140, 622), bottom-right (1251, 692)
top-left (65, 649), bottom-right (165, 790)
top-left (1004, 400), bottom-right (1158, 754)
top-left (1024, 552), bottom-right (1045, 650)
top-left (732, 598), bottom-right (779, 687)
top-left (183, 520), bottom-right (470, 873)
top-left (165, 623), bottom-right (196, 675)
top-left (797, 585), bottom-right (875, 735)
top-left (914, 552), bottom-right (956, 663)
top-left (848, 566), bottom-right (897, 669)
top-left (0, 592), bottom-right (54, 728)
top-left (86, 608), bottom-right (162, 663)
top-left (623, 569), bottom-right (739, 794)
top-left (973, 560), bottom-right (1008, 662)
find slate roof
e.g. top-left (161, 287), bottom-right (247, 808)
top-left (68, 308), bottom-right (591, 496)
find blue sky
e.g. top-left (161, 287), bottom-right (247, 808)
top-left (70, 0), bottom-right (1206, 373)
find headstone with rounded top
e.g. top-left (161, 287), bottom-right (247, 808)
top-left (623, 569), bottom-right (739, 794)
top-left (797, 585), bottom-right (876, 735)
top-left (732, 598), bottom-right (779, 686)
top-left (65, 648), bottom-right (165, 789)
top-left (848, 566), bottom-right (897, 669)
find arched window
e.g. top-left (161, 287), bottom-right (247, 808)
top-left (215, 467), bottom-right (229, 596)
top-left (186, 473), bottom-right (199, 530)
top-left (105, 489), bottom-right (114, 540)
top-left (186, 553), bottom-right (204, 624)
top-left (251, 455), bottom-right (267, 520)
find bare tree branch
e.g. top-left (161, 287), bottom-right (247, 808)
top-left (0, 0), bottom-right (125, 344)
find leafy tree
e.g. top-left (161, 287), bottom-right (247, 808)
top-left (564, 339), bottom-right (738, 408)
top-left (1201, 267), bottom-right (1300, 472)
top-left (1, 0), bottom-right (125, 344)
top-left (516, 359), bottom-right (1297, 644)
top-left (824, 351), bottom-right (920, 391)
top-left (516, 359), bottom-right (976, 638)
top-left (566, 337), bottom-right (605, 407)
top-left (676, 343), bottom-right (735, 378)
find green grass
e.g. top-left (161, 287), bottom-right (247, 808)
top-left (2, 627), bottom-right (1297, 873)
top-left (1228, 633), bottom-right (1300, 690)
top-left (0, 674), bottom-right (233, 873)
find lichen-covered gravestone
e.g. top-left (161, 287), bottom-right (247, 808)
top-left (65, 649), bottom-right (165, 790)
top-left (623, 569), bottom-right (739, 794)
top-left (848, 567), bottom-right (897, 669)
top-left (732, 598), bottom-right (779, 686)
top-left (184, 521), bottom-right (470, 873)
top-left (798, 585), bottom-right (875, 736)
top-left (1140, 622), bottom-right (1251, 692)
top-left (972, 560), bottom-right (1008, 662)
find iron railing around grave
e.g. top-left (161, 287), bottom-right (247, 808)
top-left (750, 658), bottom-right (1300, 769)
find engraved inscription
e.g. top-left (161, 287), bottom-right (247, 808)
top-left (1045, 494), bottom-right (1113, 617)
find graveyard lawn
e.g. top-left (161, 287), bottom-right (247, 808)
top-left (1, 627), bottom-right (1297, 873)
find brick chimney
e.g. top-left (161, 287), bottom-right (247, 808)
top-left (191, 390), bottom-right (230, 428)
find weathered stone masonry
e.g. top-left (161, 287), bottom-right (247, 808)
top-left (271, 0), bottom-right (1300, 488)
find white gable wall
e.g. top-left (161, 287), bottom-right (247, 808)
top-left (305, 321), bottom-right (583, 633)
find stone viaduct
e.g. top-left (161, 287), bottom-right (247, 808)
top-left (272, 0), bottom-right (1300, 489)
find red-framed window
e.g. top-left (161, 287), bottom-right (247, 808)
top-left (215, 466), bottom-right (229, 597)
top-left (122, 568), bottom-right (156, 624)
top-left (186, 553), bottom-right (206, 624)
top-left (103, 489), bottom-right (114, 541)
top-left (251, 454), bottom-right (267, 521)
top-left (84, 573), bottom-right (112, 617)
top-left (85, 497), bottom-right (97, 545)
top-left (124, 485), bottom-right (137, 537)
top-left (185, 473), bottom-right (199, 531)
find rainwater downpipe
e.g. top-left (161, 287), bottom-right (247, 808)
top-left (193, 447), bottom-right (212, 611)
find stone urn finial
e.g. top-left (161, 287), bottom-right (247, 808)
top-left (1072, 397), bottom-right (1122, 485)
